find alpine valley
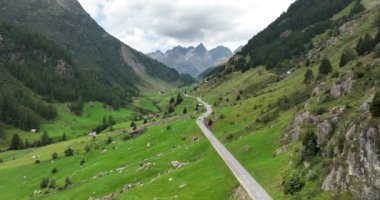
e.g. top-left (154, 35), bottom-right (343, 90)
top-left (0, 0), bottom-right (380, 200)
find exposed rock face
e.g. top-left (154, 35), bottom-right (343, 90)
top-left (322, 123), bottom-right (380, 200)
top-left (55, 59), bottom-right (72, 77)
top-left (317, 120), bottom-right (333, 147)
top-left (283, 112), bottom-right (318, 143)
top-left (359, 95), bottom-right (375, 112)
top-left (330, 77), bottom-right (354, 98)
top-left (322, 166), bottom-right (348, 191)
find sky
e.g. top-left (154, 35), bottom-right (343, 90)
top-left (77, 0), bottom-right (296, 53)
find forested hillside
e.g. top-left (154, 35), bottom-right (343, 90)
top-left (217, 0), bottom-right (362, 73)
top-left (0, 0), bottom-right (193, 95)
top-left (0, 20), bottom-right (125, 131)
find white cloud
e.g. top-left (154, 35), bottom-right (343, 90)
top-left (78, 0), bottom-right (295, 53)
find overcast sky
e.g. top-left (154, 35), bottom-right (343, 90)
top-left (78, 0), bottom-right (295, 53)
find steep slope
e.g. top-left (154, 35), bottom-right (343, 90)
top-left (148, 43), bottom-right (232, 77)
top-left (0, 0), bottom-right (192, 93)
top-left (211, 0), bottom-right (356, 74)
top-left (194, 0), bottom-right (380, 199)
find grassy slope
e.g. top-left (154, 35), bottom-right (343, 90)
top-left (0, 91), bottom-right (238, 200)
top-left (191, 1), bottom-right (380, 199)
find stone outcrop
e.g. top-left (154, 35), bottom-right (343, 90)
top-left (283, 112), bottom-right (318, 143)
top-left (322, 123), bottom-right (380, 200)
top-left (55, 59), bottom-right (72, 77)
top-left (330, 77), bottom-right (354, 98)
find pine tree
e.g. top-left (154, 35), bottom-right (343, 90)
top-left (318, 58), bottom-right (332, 77)
top-left (40, 131), bottom-right (52, 146)
top-left (183, 107), bottom-right (187, 114)
top-left (61, 133), bottom-right (67, 141)
top-left (108, 115), bottom-right (115, 126)
top-left (0, 125), bottom-right (5, 138)
top-left (9, 134), bottom-right (22, 150)
top-left (357, 34), bottom-right (376, 55)
top-left (339, 49), bottom-right (357, 67)
top-left (143, 118), bottom-right (148, 124)
top-left (303, 69), bottom-right (314, 84)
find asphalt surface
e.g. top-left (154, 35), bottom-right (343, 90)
top-left (187, 95), bottom-right (273, 200)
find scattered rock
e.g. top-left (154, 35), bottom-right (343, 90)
top-left (273, 146), bottom-right (287, 157)
top-left (178, 184), bottom-right (187, 189)
top-left (137, 162), bottom-right (153, 171)
top-left (170, 161), bottom-right (188, 169)
top-left (242, 145), bottom-right (250, 152)
top-left (147, 142), bottom-right (152, 148)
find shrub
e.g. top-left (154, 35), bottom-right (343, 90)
top-left (51, 167), bottom-right (58, 174)
top-left (304, 69), bottom-right (314, 84)
top-left (301, 130), bottom-right (319, 161)
top-left (48, 179), bottom-right (56, 189)
top-left (370, 91), bottom-right (380, 118)
top-left (282, 170), bottom-right (305, 195)
top-left (106, 136), bottom-right (113, 144)
top-left (122, 134), bottom-right (131, 141)
top-left (64, 147), bottom-right (74, 156)
top-left (84, 145), bottom-right (91, 153)
top-left (40, 178), bottom-right (49, 189)
top-left (35, 160), bottom-right (41, 164)
top-left (374, 43), bottom-right (380, 58)
top-left (51, 152), bottom-right (58, 160)
top-left (307, 169), bottom-right (319, 181)
top-left (80, 159), bottom-right (85, 166)
top-left (64, 177), bottom-right (72, 189)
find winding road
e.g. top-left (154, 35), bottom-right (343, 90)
top-left (187, 95), bottom-right (272, 200)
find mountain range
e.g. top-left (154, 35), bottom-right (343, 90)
top-left (0, 0), bottom-right (193, 95)
top-left (148, 43), bottom-right (232, 77)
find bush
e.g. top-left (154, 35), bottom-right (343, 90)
top-left (370, 91), bottom-right (380, 118)
top-left (80, 159), bottom-right (85, 166)
top-left (40, 178), bottom-right (49, 189)
top-left (301, 130), bottom-right (319, 161)
top-left (64, 147), bottom-right (74, 156)
top-left (48, 179), bottom-right (56, 189)
top-left (51, 152), bottom-right (58, 160)
top-left (81, 145), bottom-right (89, 153)
top-left (307, 169), bottom-right (319, 181)
top-left (122, 134), bottom-right (131, 141)
top-left (51, 167), bottom-right (58, 174)
top-left (374, 44), bottom-right (380, 58)
top-left (304, 69), bottom-right (314, 84)
top-left (312, 106), bottom-right (327, 115)
top-left (106, 136), bottom-right (113, 144)
top-left (64, 177), bottom-right (72, 189)
top-left (282, 170), bottom-right (305, 195)
top-left (35, 159), bottom-right (41, 164)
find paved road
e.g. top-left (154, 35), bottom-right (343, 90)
top-left (187, 95), bottom-right (272, 200)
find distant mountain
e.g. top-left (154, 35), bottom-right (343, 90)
top-left (0, 0), bottom-right (193, 95)
top-left (147, 43), bottom-right (232, 77)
